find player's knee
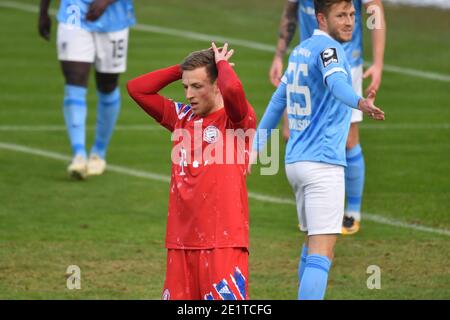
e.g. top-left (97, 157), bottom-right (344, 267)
top-left (328, 251), bottom-right (334, 261)
top-left (97, 82), bottom-right (118, 94)
top-left (96, 73), bottom-right (119, 93)
top-left (346, 139), bottom-right (356, 149)
top-left (283, 129), bottom-right (290, 142)
top-left (308, 249), bottom-right (334, 261)
top-left (346, 123), bottom-right (360, 149)
top-left (61, 62), bottom-right (90, 87)
top-left (307, 237), bottom-right (336, 260)
top-left (64, 73), bottom-right (89, 87)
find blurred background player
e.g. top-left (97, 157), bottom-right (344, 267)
top-left (38, 0), bottom-right (136, 179)
top-left (252, 0), bottom-right (384, 299)
top-left (269, 0), bottom-right (386, 234)
top-left (127, 43), bottom-right (256, 300)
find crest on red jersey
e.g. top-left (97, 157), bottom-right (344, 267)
top-left (203, 126), bottom-right (219, 144)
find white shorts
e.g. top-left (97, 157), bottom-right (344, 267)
top-left (57, 23), bottom-right (129, 73)
top-left (285, 161), bottom-right (345, 235)
top-left (351, 64), bottom-right (363, 123)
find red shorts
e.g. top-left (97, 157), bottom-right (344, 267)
top-left (162, 247), bottom-right (249, 300)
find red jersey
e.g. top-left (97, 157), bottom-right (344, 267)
top-left (127, 61), bottom-right (256, 250)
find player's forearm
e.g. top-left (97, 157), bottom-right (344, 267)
top-left (253, 83), bottom-right (287, 152)
top-left (39, 0), bottom-right (51, 15)
top-left (274, 1), bottom-right (299, 58)
top-left (217, 60), bottom-right (249, 123)
top-left (127, 65), bottom-right (182, 122)
top-left (127, 65), bottom-right (182, 95)
top-left (371, 24), bottom-right (385, 68)
top-left (368, 0), bottom-right (386, 67)
top-left (327, 73), bottom-right (361, 109)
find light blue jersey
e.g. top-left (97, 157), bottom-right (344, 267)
top-left (293, 0), bottom-right (368, 67)
top-left (255, 30), bottom-right (356, 166)
top-left (57, 0), bottom-right (136, 32)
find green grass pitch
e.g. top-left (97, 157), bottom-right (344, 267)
top-left (0, 0), bottom-right (449, 299)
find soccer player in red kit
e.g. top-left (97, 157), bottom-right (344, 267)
top-left (127, 43), bottom-right (256, 300)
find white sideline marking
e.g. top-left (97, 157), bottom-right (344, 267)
top-left (383, 0), bottom-right (450, 10)
top-left (377, 63), bottom-right (450, 82)
top-left (0, 125), bottom-right (162, 132)
top-left (359, 123), bottom-right (450, 130)
top-left (0, 142), bottom-right (170, 183)
top-left (0, 123), bottom-right (449, 132)
top-left (1, 1), bottom-right (450, 82)
top-left (1, 141), bottom-right (449, 237)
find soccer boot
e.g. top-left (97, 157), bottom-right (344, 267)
top-left (342, 216), bottom-right (360, 235)
top-left (67, 155), bottom-right (88, 180)
top-left (87, 154), bottom-right (107, 176)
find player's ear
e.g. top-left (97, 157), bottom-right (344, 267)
top-left (213, 80), bottom-right (220, 93)
top-left (316, 12), bottom-right (327, 28)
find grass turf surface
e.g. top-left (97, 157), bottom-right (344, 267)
top-left (0, 0), bottom-right (449, 299)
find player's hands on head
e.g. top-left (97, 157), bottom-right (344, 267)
top-left (38, 12), bottom-right (51, 41)
top-left (86, 0), bottom-right (114, 21)
top-left (211, 42), bottom-right (235, 65)
top-left (358, 90), bottom-right (385, 121)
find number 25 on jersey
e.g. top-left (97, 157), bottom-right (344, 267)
top-left (286, 62), bottom-right (312, 118)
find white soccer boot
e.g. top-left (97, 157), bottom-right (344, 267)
top-left (87, 154), bottom-right (107, 176)
top-left (67, 155), bottom-right (88, 180)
